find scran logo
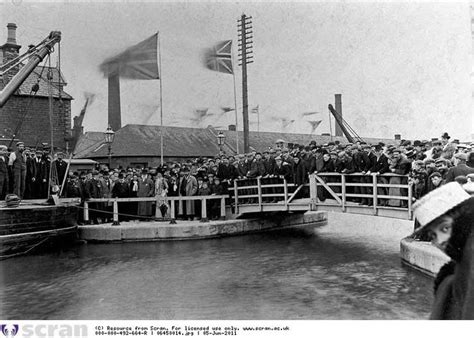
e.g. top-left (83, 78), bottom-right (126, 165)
top-left (0, 324), bottom-right (19, 338)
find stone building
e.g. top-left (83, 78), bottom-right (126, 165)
top-left (0, 23), bottom-right (73, 151)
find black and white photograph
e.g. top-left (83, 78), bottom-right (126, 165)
top-left (1, 0), bottom-right (474, 332)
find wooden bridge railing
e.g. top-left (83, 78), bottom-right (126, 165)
top-left (227, 173), bottom-right (413, 219)
top-left (310, 173), bottom-right (412, 219)
top-left (84, 195), bottom-right (229, 225)
top-left (227, 177), bottom-right (303, 213)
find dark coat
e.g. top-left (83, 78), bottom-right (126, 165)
top-left (111, 181), bottom-right (130, 198)
top-left (302, 154), bottom-right (316, 174)
top-left (291, 160), bottom-right (307, 185)
top-left (391, 157), bottom-right (411, 175)
top-left (339, 157), bottom-right (356, 174)
top-left (369, 154), bottom-right (390, 174)
top-left (444, 164), bottom-right (474, 183)
top-left (84, 178), bottom-right (103, 199)
top-left (263, 157), bottom-right (276, 177)
top-left (54, 159), bottom-right (68, 185)
top-left (273, 162), bottom-right (291, 181)
top-left (353, 151), bottom-right (371, 172)
top-left (320, 159), bottom-right (335, 173)
top-left (430, 198), bottom-right (474, 319)
top-left (247, 159), bottom-right (266, 178)
top-left (217, 163), bottom-right (236, 181)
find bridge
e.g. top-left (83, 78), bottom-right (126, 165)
top-left (82, 173), bottom-right (413, 224)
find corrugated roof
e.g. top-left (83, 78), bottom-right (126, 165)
top-left (78, 125), bottom-right (223, 158)
top-left (225, 131), bottom-right (398, 152)
top-left (76, 124), bottom-right (398, 159)
top-left (15, 65), bottom-right (73, 100)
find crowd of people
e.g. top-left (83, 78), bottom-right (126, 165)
top-left (2, 132), bottom-right (474, 222)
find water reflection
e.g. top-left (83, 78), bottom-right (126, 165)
top-left (0, 222), bottom-right (433, 319)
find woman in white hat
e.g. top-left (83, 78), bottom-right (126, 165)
top-left (413, 182), bottom-right (474, 319)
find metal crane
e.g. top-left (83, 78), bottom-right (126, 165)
top-left (0, 31), bottom-right (61, 107)
top-left (328, 104), bottom-right (364, 144)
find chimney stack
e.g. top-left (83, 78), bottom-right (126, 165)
top-left (0, 23), bottom-right (21, 90)
top-left (6, 23), bottom-right (17, 44)
top-left (108, 74), bottom-right (122, 131)
top-left (394, 134), bottom-right (401, 140)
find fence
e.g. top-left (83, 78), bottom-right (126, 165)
top-left (83, 195), bottom-right (228, 225)
top-left (310, 173), bottom-right (413, 219)
top-left (227, 173), bottom-right (413, 219)
top-left (227, 177), bottom-right (307, 212)
top-left (81, 173), bottom-right (413, 224)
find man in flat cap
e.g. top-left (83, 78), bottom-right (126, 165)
top-left (8, 141), bottom-right (27, 198)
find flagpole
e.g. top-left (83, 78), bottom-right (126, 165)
top-left (257, 106), bottom-right (260, 134)
top-left (231, 42), bottom-right (239, 154)
top-left (158, 32), bottom-right (164, 165)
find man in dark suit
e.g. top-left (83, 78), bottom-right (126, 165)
top-left (38, 151), bottom-right (51, 199)
top-left (33, 149), bottom-right (43, 198)
top-left (24, 148), bottom-right (36, 199)
top-left (366, 144), bottom-right (390, 206)
top-left (0, 145), bottom-right (9, 199)
top-left (55, 152), bottom-right (68, 190)
top-left (444, 152), bottom-right (474, 183)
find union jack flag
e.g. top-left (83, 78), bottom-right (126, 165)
top-left (204, 40), bottom-right (233, 75)
top-left (100, 33), bottom-right (159, 80)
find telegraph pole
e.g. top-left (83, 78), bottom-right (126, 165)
top-left (238, 14), bottom-right (253, 153)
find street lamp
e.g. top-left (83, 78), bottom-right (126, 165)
top-left (104, 125), bottom-right (115, 169)
top-left (217, 131), bottom-right (226, 152)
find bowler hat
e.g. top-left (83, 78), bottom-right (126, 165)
top-left (441, 132), bottom-right (451, 139)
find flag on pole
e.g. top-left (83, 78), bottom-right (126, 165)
top-left (301, 111), bottom-right (321, 116)
top-left (204, 40), bottom-right (233, 74)
top-left (100, 33), bottom-right (160, 79)
top-left (280, 118), bottom-right (295, 130)
top-left (308, 120), bottom-right (322, 133)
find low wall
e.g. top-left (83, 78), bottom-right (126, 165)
top-left (327, 211), bottom-right (414, 239)
top-left (79, 211), bottom-right (327, 242)
top-left (400, 238), bottom-right (450, 277)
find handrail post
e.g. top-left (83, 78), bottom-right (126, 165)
top-left (372, 174), bottom-right (378, 215)
top-left (309, 174), bottom-right (317, 210)
top-left (200, 196), bottom-right (209, 222)
top-left (283, 179), bottom-right (288, 210)
top-left (169, 198), bottom-right (177, 224)
top-left (257, 177), bottom-right (262, 211)
top-left (178, 198), bottom-right (183, 219)
top-left (155, 195), bottom-right (162, 220)
top-left (341, 174), bottom-right (346, 212)
top-left (234, 180), bottom-right (239, 214)
top-left (408, 181), bottom-right (413, 220)
top-left (220, 197), bottom-right (226, 220)
top-left (84, 201), bottom-right (89, 223)
top-left (112, 199), bottom-right (120, 225)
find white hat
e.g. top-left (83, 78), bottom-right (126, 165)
top-left (413, 182), bottom-right (471, 228)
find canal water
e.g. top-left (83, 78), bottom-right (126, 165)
top-left (0, 218), bottom-right (433, 320)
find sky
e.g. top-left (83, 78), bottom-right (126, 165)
top-left (1, 0), bottom-right (473, 141)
